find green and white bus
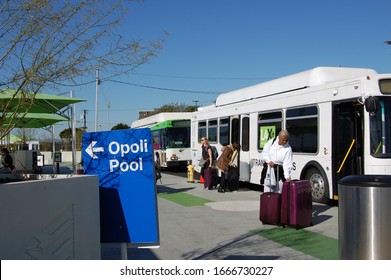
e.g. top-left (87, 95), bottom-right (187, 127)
top-left (131, 112), bottom-right (192, 169)
top-left (191, 67), bottom-right (391, 203)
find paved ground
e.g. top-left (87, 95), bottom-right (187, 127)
top-left (100, 171), bottom-right (339, 260)
top-left (37, 165), bottom-right (339, 260)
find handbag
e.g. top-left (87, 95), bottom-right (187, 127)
top-left (198, 158), bottom-right (207, 167)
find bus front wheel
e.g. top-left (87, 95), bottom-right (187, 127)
top-left (305, 167), bottom-right (329, 204)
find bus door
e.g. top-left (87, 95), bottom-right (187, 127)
top-left (231, 115), bottom-right (251, 181)
top-left (332, 101), bottom-right (364, 191)
top-left (159, 129), bottom-right (167, 168)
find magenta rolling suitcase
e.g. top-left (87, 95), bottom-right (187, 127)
top-left (260, 166), bottom-right (281, 225)
top-left (280, 180), bottom-right (313, 228)
top-left (260, 192), bottom-right (281, 225)
top-left (204, 167), bottom-right (218, 189)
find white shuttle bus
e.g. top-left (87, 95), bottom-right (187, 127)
top-left (191, 67), bottom-right (391, 203)
top-left (131, 112), bottom-right (192, 169)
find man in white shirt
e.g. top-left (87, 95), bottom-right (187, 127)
top-left (261, 130), bottom-right (293, 191)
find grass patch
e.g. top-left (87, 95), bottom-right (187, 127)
top-left (254, 227), bottom-right (338, 260)
top-left (158, 192), bottom-right (213, 207)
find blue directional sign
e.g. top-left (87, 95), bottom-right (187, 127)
top-left (82, 128), bottom-right (159, 245)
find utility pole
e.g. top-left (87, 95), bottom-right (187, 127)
top-left (106, 98), bottom-right (111, 130)
top-left (94, 68), bottom-right (100, 132)
top-left (81, 109), bottom-right (87, 130)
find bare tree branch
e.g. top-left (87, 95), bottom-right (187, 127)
top-left (0, 0), bottom-right (164, 138)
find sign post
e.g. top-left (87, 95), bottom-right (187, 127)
top-left (82, 128), bottom-right (159, 252)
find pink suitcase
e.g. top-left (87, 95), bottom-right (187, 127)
top-left (260, 166), bottom-right (282, 225)
top-left (260, 192), bottom-right (281, 225)
top-left (280, 180), bottom-right (313, 228)
top-left (203, 167), bottom-right (218, 189)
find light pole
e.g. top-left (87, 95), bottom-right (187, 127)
top-left (70, 90), bottom-right (77, 174)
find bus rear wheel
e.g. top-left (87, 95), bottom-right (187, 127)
top-left (305, 167), bottom-right (329, 204)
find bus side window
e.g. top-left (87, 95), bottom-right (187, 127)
top-left (198, 121), bottom-right (207, 143)
top-left (257, 111), bottom-right (282, 150)
top-left (219, 118), bottom-right (230, 146)
top-left (208, 119), bottom-right (218, 143)
top-left (286, 106), bottom-right (318, 153)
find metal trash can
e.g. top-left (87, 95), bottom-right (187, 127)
top-left (338, 175), bottom-right (391, 260)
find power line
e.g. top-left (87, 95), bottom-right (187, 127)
top-left (55, 72), bottom-right (274, 94)
top-left (54, 70), bottom-right (275, 88)
top-left (131, 72), bottom-right (275, 80)
top-left (104, 79), bottom-right (221, 94)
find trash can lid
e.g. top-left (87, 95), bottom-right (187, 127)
top-left (339, 175), bottom-right (391, 187)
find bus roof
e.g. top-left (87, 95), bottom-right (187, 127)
top-left (131, 112), bottom-right (192, 128)
top-left (215, 67), bottom-right (378, 107)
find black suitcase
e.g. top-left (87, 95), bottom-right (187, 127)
top-left (225, 166), bottom-right (239, 191)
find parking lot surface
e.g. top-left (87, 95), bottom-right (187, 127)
top-left (101, 172), bottom-right (339, 260)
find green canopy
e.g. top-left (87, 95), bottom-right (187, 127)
top-left (0, 89), bottom-right (85, 128)
top-left (2, 113), bottom-right (68, 128)
top-left (0, 89), bottom-right (85, 114)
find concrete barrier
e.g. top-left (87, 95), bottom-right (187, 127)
top-left (0, 174), bottom-right (100, 260)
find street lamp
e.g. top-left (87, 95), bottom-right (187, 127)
top-left (385, 41), bottom-right (391, 45)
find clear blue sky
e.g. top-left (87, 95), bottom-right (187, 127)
top-left (43, 0), bottom-right (391, 139)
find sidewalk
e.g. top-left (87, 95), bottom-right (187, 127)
top-left (101, 172), bottom-right (339, 260)
top-left (40, 163), bottom-right (74, 174)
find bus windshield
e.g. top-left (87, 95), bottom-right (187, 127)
top-left (370, 98), bottom-right (391, 158)
top-left (165, 127), bottom-right (190, 148)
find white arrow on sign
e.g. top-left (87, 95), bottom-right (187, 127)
top-left (85, 141), bottom-right (105, 159)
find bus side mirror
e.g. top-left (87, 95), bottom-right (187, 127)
top-left (364, 96), bottom-right (380, 116)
